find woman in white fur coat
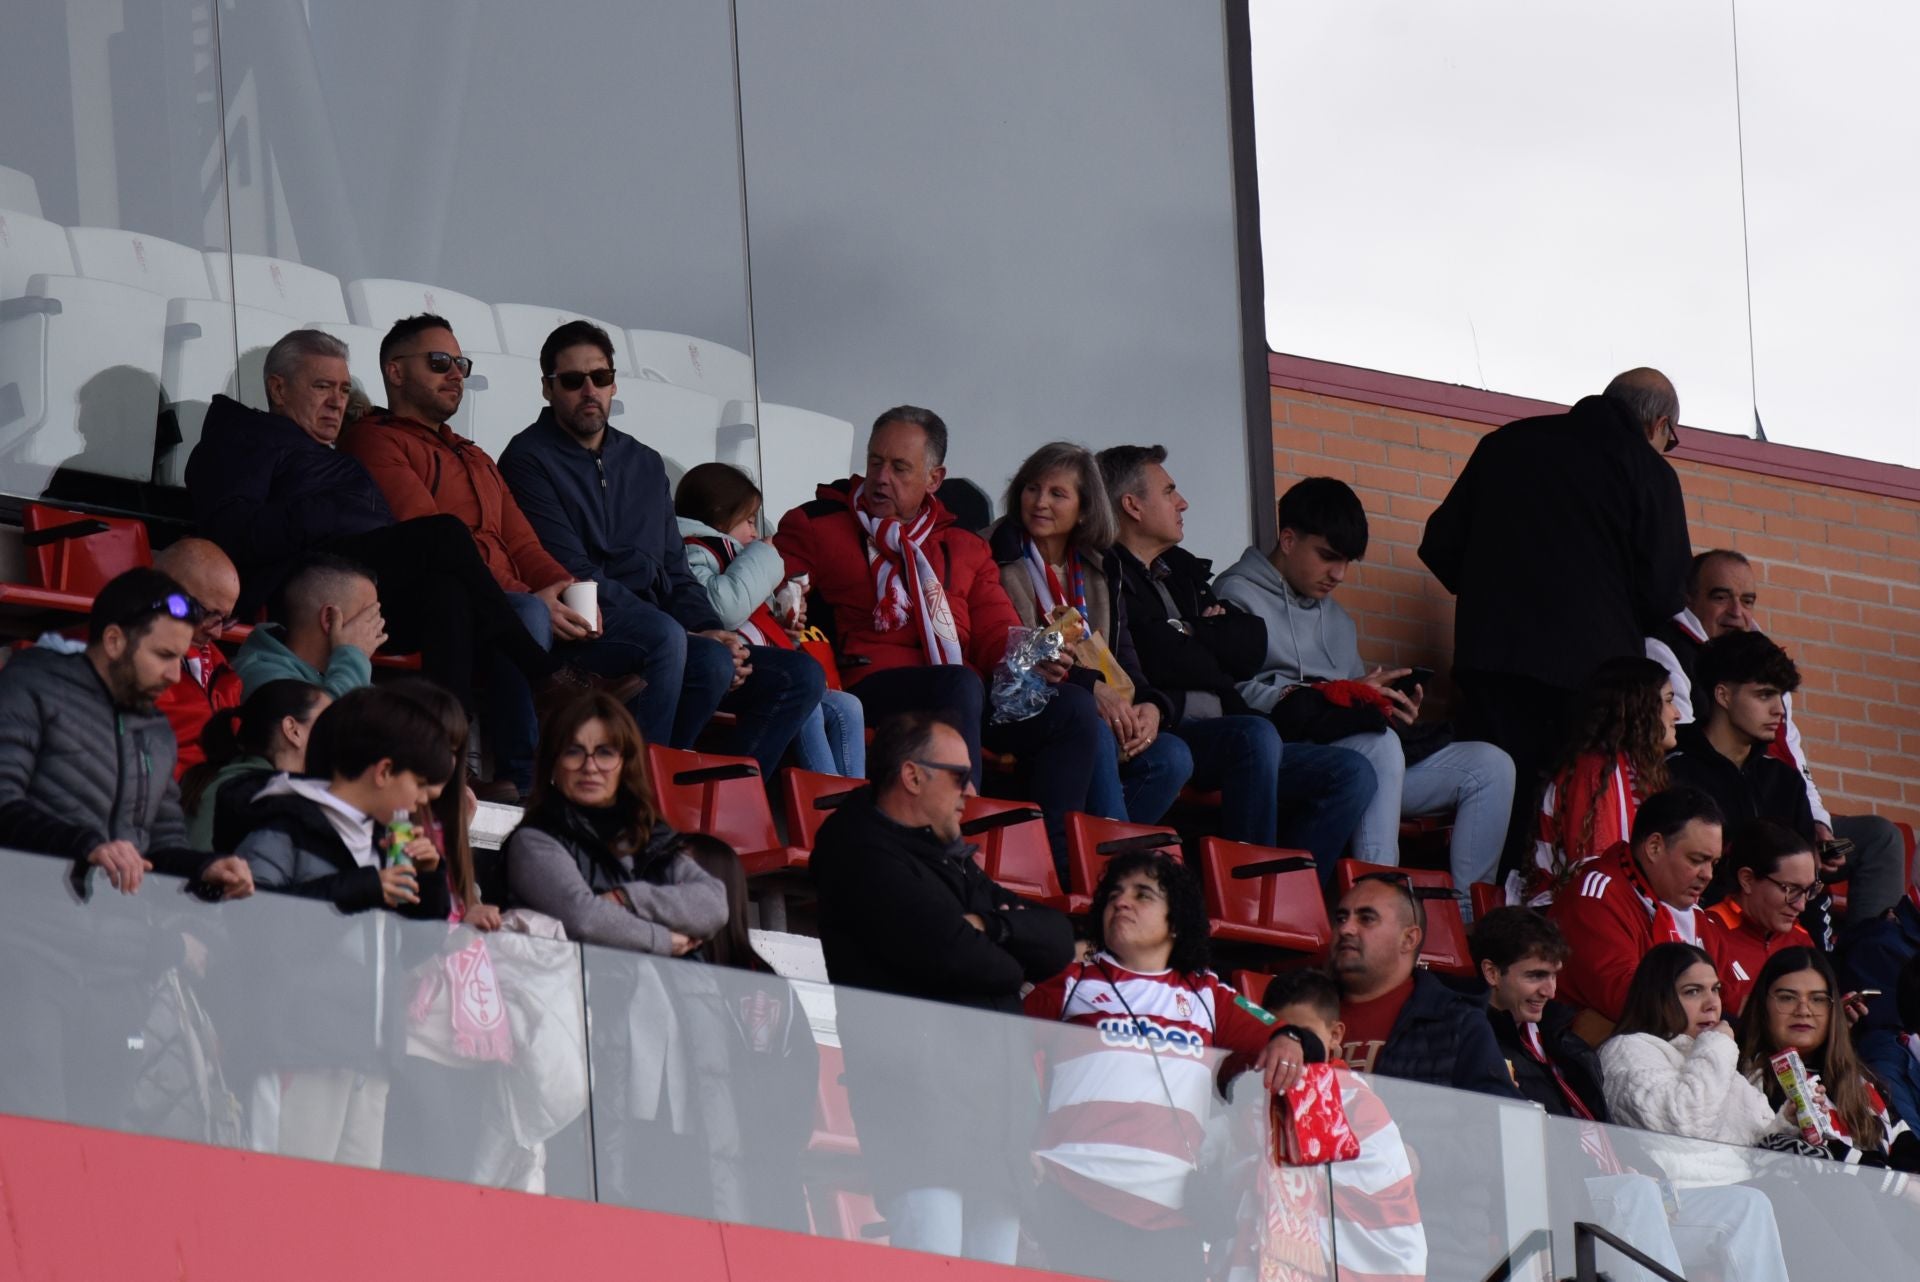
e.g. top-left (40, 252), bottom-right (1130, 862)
top-left (1600, 942), bottom-right (1794, 1188)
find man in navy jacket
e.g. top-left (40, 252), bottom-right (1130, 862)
top-left (499, 322), bottom-right (821, 773)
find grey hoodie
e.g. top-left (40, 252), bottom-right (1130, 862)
top-left (1211, 546), bottom-right (1363, 713)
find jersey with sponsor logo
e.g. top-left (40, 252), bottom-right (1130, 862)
top-left (1547, 843), bottom-right (1727, 1025)
top-left (1024, 953), bottom-right (1278, 1228)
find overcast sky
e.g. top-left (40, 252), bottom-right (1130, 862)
top-left (1251, 1), bottom-right (1918, 469)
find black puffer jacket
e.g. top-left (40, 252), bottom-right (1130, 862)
top-left (1109, 543), bottom-right (1268, 724)
top-left (1486, 1000), bottom-right (1608, 1120)
top-left (812, 792), bottom-right (1073, 1198)
top-left (1374, 971), bottom-right (1524, 1100)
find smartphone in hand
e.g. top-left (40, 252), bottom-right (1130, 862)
top-left (1390, 666), bottom-right (1435, 697)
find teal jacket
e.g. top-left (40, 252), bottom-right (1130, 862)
top-left (231, 624), bottom-right (371, 700)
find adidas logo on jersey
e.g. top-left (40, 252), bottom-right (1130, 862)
top-left (1580, 870), bottom-right (1613, 899)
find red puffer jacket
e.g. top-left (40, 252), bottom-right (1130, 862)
top-left (773, 479), bottom-right (1022, 685)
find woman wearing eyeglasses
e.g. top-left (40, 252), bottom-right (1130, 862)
top-left (1706, 820), bottom-right (1820, 1018)
top-left (503, 691), bottom-right (725, 956)
top-left (1737, 947), bottom-right (1920, 1172)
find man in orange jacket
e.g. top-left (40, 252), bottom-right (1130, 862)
top-left (340, 314), bottom-right (632, 797)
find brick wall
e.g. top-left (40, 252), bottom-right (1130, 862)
top-left (1269, 384), bottom-right (1920, 828)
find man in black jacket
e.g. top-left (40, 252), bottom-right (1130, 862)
top-left (1097, 444), bottom-right (1373, 876)
top-left (1419, 369), bottom-right (1693, 874)
top-left (1666, 632), bottom-right (1815, 848)
top-left (810, 711), bottom-right (1073, 1263)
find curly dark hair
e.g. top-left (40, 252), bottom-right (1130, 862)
top-left (1088, 850), bottom-right (1212, 975)
top-left (1549, 656), bottom-right (1673, 861)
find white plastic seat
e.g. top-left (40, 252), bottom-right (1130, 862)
top-left (492, 303), bottom-right (625, 363)
top-left (460, 351), bottom-right (547, 458)
top-left (723, 403), bottom-right (856, 524)
top-left (611, 378), bottom-right (723, 475)
top-left (0, 212), bottom-right (173, 484)
top-left (0, 165), bottom-right (42, 218)
top-left (346, 278), bottom-right (502, 353)
top-left (625, 328), bottom-right (755, 405)
top-left (65, 226), bottom-right (214, 301)
top-left (207, 252), bottom-right (350, 323)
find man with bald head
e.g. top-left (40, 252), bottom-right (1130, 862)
top-left (151, 538), bottom-right (243, 776)
top-left (1420, 368), bottom-right (1692, 877)
top-left (1329, 874), bottom-right (1518, 1097)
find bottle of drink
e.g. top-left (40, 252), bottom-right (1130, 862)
top-left (386, 815), bottom-right (418, 868)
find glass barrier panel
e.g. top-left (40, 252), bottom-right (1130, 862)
top-left (0, 845), bottom-right (595, 1198)
top-left (0, 0), bottom-right (231, 519)
top-left (1542, 1107), bottom-right (1920, 1282)
top-left (580, 935), bottom-right (1336, 1280)
top-left (734, 0), bottom-right (1252, 560)
top-left (1358, 1073), bottom-right (1555, 1280)
top-left (1250, 2), bottom-right (1757, 441)
top-left (215, 0), bottom-right (756, 488)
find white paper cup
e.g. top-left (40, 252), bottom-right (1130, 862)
top-left (561, 581), bottom-right (600, 634)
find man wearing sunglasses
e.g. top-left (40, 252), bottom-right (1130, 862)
top-left (810, 711), bottom-right (1073, 1263)
top-left (1419, 367), bottom-right (1693, 882)
top-left (0, 568), bottom-right (255, 1119)
top-left (341, 314), bottom-right (636, 799)
top-left (501, 322), bottom-right (823, 777)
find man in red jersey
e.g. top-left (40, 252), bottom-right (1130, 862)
top-left (1549, 786), bottom-right (1729, 1042)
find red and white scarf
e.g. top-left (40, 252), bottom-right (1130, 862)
top-left (1613, 841), bottom-right (1694, 945)
top-left (1021, 537), bottom-right (1085, 616)
top-left (853, 479), bottom-right (963, 665)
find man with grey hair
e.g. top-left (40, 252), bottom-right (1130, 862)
top-left (186, 328), bottom-right (636, 723)
top-left (1419, 368), bottom-right (1692, 877)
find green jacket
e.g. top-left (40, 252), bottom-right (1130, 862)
top-left (231, 624), bottom-right (371, 700)
top-left (187, 754), bottom-right (272, 850)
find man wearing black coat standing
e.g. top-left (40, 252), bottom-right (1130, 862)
top-left (810, 710), bottom-right (1074, 1265)
top-left (1419, 368), bottom-right (1693, 873)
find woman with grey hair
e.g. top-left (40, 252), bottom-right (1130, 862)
top-left (989, 441), bottom-right (1191, 829)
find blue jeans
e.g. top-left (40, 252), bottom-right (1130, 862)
top-left (1332, 731), bottom-right (1515, 891)
top-left (1181, 715), bottom-right (1377, 880)
top-left (714, 645), bottom-right (826, 777)
top-left (491, 592), bottom-right (552, 793)
top-left (882, 1186), bottom-right (1021, 1264)
top-left (788, 687), bottom-right (866, 777)
top-left (1084, 724), bottom-right (1193, 825)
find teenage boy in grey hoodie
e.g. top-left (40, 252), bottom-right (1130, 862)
top-left (1214, 477), bottom-right (1515, 893)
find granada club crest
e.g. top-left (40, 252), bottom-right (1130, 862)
top-left (924, 579), bottom-right (955, 631)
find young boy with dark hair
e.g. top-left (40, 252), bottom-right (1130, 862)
top-left (1260, 968), bottom-right (1426, 1282)
top-left (1665, 630), bottom-right (1814, 842)
top-left (233, 686), bottom-right (457, 1167)
top-left (1469, 908), bottom-right (1605, 1119)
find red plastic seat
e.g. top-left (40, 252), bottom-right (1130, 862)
top-left (1064, 813), bottom-right (1182, 909)
top-left (645, 745), bottom-right (807, 877)
top-left (1469, 882), bottom-right (1505, 923)
top-left (779, 767), bottom-right (865, 851)
top-left (24, 503), bottom-right (151, 595)
top-left (1334, 859), bottom-right (1474, 977)
top-left (807, 1186), bottom-right (886, 1243)
top-left (1199, 837), bottom-right (1332, 958)
top-left (809, 1043), bottom-right (859, 1157)
top-left (1233, 969), bottom-right (1278, 1007)
top-left (961, 795), bottom-right (1072, 911)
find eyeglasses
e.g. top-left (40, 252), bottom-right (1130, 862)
top-left (1762, 875), bottom-right (1821, 906)
top-left (559, 744), bottom-right (623, 769)
top-left (543, 368), bottom-right (616, 391)
top-left (1662, 420), bottom-right (1680, 453)
top-left (911, 759), bottom-right (972, 784)
top-left (395, 350), bottom-right (473, 377)
top-left (1767, 988), bottom-right (1833, 1012)
top-left (189, 595), bottom-right (230, 633)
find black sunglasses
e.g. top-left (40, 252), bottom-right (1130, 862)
top-left (543, 368), bottom-right (616, 391)
top-left (396, 350), bottom-right (473, 377)
top-left (912, 758), bottom-right (973, 784)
